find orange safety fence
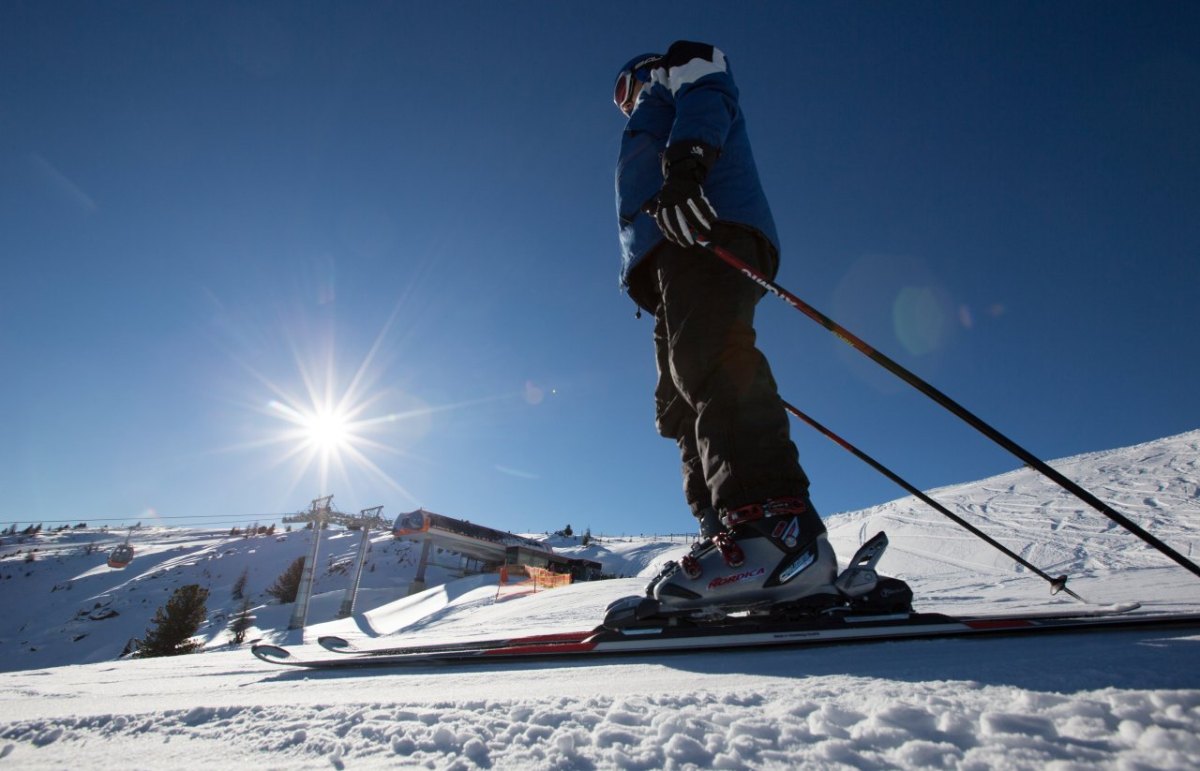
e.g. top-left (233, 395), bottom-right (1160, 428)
top-left (495, 564), bottom-right (571, 601)
top-left (526, 566), bottom-right (571, 590)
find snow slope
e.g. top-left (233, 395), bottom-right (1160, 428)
top-left (1, 430), bottom-right (1199, 769)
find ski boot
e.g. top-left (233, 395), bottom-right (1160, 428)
top-left (604, 526), bottom-right (914, 630)
top-left (647, 496), bottom-right (840, 616)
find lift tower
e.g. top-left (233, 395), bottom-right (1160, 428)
top-left (284, 497), bottom-right (389, 630)
top-left (284, 496), bottom-right (333, 631)
top-left (338, 506), bottom-right (388, 618)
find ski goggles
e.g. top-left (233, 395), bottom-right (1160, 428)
top-left (613, 70), bottom-right (639, 116)
top-left (613, 54), bottom-right (660, 116)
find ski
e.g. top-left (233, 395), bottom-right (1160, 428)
top-left (252, 628), bottom-right (597, 667)
top-left (313, 630), bottom-right (595, 656)
top-left (311, 601), bottom-right (1139, 657)
top-left (251, 604), bottom-right (1200, 670)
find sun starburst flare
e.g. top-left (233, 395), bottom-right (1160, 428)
top-left (210, 291), bottom-right (535, 511)
top-left (258, 380), bottom-right (413, 506)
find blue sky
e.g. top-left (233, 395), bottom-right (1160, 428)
top-left (2, 2), bottom-right (1197, 538)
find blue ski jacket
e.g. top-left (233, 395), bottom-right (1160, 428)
top-left (615, 41), bottom-right (779, 292)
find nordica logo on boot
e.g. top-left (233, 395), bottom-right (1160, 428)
top-left (778, 549), bottom-right (817, 583)
top-left (771, 517), bottom-right (802, 549)
top-left (707, 567), bottom-right (766, 591)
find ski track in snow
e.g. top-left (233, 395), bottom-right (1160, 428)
top-left (1, 429), bottom-right (1199, 768)
top-left (4, 681), bottom-right (1200, 769)
top-left (3, 641), bottom-right (1200, 770)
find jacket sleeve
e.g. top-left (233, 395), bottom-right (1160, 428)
top-left (656, 41), bottom-right (739, 155)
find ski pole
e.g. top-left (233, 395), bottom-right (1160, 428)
top-left (696, 237), bottom-right (1200, 581)
top-left (781, 399), bottom-right (1085, 602)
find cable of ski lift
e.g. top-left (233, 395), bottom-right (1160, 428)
top-left (19, 513), bottom-right (297, 524)
top-left (696, 237), bottom-right (1200, 582)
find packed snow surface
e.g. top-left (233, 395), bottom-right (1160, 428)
top-left (1, 430), bottom-right (1199, 769)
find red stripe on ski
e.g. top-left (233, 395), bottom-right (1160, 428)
top-left (483, 641), bottom-right (599, 657)
top-left (506, 631), bottom-right (593, 644)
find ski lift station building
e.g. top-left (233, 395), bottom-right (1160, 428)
top-left (392, 508), bottom-right (602, 593)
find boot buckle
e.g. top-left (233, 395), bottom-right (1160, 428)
top-left (713, 532), bottom-right (745, 568)
top-left (721, 496), bottom-right (810, 529)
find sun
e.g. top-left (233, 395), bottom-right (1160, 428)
top-left (223, 296), bottom-right (524, 508)
top-left (302, 407), bottom-right (352, 452)
top-left (257, 389), bottom-right (413, 507)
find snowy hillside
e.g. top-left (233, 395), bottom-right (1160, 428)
top-left (1, 430), bottom-right (1199, 769)
top-left (0, 522), bottom-right (700, 675)
top-left (821, 429), bottom-right (1200, 615)
top-left (0, 524), bottom-right (439, 673)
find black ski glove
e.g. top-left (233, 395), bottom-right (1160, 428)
top-left (645, 143), bottom-right (720, 247)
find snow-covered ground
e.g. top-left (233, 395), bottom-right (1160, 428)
top-left (1, 430), bottom-right (1199, 769)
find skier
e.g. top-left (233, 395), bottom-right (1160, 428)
top-left (613, 41), bottom-right (839, 613)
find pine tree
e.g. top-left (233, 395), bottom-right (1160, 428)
top-left (228, 597), bottom-right (254, 645)
top-left (137, 584), bottom-right (209, 657)
top-left (266, 557), bottom-right (305, 603)
top-left (231, 569), bottom-right (249, 600)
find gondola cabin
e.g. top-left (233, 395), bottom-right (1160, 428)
top-left (107, 542), bottom-right (134, 569)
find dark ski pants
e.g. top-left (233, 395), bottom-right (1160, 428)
top-left (629, 224), bottom-right (812, 518)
